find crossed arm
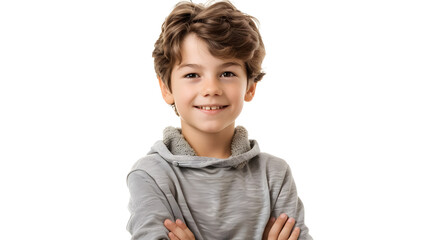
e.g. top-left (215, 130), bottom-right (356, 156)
top-left (163, 214), bottom-right (301, 240)
top-left (128, 161), bottom-right (311, 239)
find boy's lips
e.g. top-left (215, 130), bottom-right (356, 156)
top-left (194, 105), bottom-right (229, 110)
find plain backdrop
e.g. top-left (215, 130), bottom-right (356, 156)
top-left (1, 0), bottom-right (428, 239)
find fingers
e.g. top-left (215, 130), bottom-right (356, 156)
top-left (268, 213), bottom-right (288, 239)
top-left (268, 214), bottom-right (300, 240)
top-left (278, 217), bottom-right (295, 239)
top-left (164, 219), bottom-right (195, 240)
top-left (175, 219), bottom-right (195, 239)
top-left (164, 219), bottom-right (187, 239)
top-left (168, 232), bottom-right (180, 240)
top-left (263, 217), bottom-right (276, 240)
top-left (288, 227), bottom-right (301, 240)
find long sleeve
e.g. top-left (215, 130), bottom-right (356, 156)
top-left (127, 137), bottom-right (311, 239)
top-left (270, 163), bottom-right (313, 240)
top-left (127, 170), bottom-right (174, 240)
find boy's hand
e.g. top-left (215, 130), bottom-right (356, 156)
top-left (164, 219), bottom-right (196, 240)
top-left (262, 213), bottom-right (301, 240)
top-left (163, 214), bottom-right (300, 240)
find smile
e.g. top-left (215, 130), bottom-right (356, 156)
top-left (194, 105), bottom-right (228, 110)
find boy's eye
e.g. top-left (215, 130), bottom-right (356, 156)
top-left (184, 73), bottom-right (199, 78)
top-left (221, 72), bottom-right (236, 78)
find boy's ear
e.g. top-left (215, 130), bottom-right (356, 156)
top-left (244, 81), bottom-right (257, 102)
top-left (158, 76), bottom-right (174, 105)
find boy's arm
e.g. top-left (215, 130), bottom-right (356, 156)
top-left (127, 170), bottom-right (174, 240)
top-left (163, 214), bottom-right (300, 240)
top-left (271, 164), bottom-right (313, 240)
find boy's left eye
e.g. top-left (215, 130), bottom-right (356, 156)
top-left (184, 73), bottom-right (199, 78)
top-left (221, 72), bottom-right (236, 78)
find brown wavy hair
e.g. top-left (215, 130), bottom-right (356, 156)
top-left (153, 0), bottom-right (266, 90)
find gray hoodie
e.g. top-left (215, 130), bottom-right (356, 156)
top-left (127, 126), bottom-right (312, 240)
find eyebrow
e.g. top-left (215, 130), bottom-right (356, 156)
top-left (177, 61), bottom-right (243, 70)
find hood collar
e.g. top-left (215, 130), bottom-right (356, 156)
top-left (149, 126), bottom-right (260, 168)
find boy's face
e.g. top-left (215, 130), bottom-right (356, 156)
top-left (159, 33), bottom-right (257, 135)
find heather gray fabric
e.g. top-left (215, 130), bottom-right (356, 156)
top-left (127, 126), bottom-right (312, 240)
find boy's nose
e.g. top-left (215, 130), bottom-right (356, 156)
top-left (200, 77), bottom-right (223, 96)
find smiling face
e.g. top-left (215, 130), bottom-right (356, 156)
top-left (159, 33), bottom-right (257, 136)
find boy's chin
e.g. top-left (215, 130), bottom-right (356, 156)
top-left (201, 125), bottom-right (234, 135)
top-left (182, 121), bottom-right (236, 135)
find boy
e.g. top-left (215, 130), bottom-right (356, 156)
top-left (127, 1), bottom-right (312, 239)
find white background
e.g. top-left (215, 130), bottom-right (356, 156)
top-left (1, 0), bottom-right (428, 239)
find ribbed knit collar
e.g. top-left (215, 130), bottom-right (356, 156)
top-left (162, 126), bottom-right (252, 157)
top-left (149, 126), bottom-right (260, 168)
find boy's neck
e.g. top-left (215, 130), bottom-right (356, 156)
top-left (181, 123), bottom-right (235, 159)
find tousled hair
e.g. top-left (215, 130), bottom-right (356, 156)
top-left (153, 0), bottom-right (266, 90)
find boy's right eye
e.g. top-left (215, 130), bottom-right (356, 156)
top-left (184, 73), bottom-right (199, 78)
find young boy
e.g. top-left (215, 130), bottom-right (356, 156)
top-left (127, 1), bottom-right (312, 239)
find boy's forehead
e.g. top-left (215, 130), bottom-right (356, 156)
top-left (175, 34), bottom-right (245, 69)
top-left (174, 60), bottom-right (246, 73)
top-left (176, 61), bottom-right (244, 70)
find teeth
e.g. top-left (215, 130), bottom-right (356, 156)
top-left (198, 106), bottom-right (224, 110)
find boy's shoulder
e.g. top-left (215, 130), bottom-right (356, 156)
top-left (130, 153), bottom-right (160, 170)
top-left (128, 152), bottom-right (172, 179)
top-left (254, 152), bottom-right (294, 190)
top-left (256, 151), bottom-right (290, 170)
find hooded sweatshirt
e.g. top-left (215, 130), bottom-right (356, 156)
top-left (127, 126), bottom-right (312, 240)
